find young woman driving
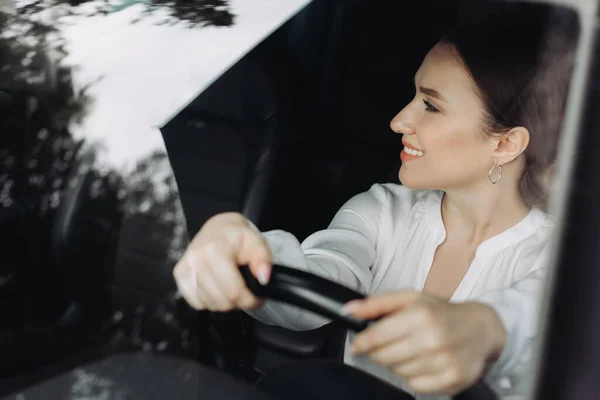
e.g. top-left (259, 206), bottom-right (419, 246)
top-left (174, 5), bottom-right (575, 399)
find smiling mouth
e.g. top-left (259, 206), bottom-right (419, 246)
top-left (404, 146), bottom-right (425, 157)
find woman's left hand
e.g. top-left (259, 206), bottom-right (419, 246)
top-left (347, 292), bottom-right (507, 395)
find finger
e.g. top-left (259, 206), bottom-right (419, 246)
top-left (406, 370), bottom-right (465, 396)
top-left (390, 352), bottom-right (451, 379)
top-left (185, 247), bottom-right (221, 310)
top-left (197, 265), bottom-right (232, 311)
top-left (207, 246), bottom-right (261, 309)
top-left (345, 292), bottom-right (420, 320)
top-left (196, 246), bottom-right (241, 311)
top-left (181, 245), bottom-right (228, 311)
top-left (194, 279), bottom-right (213, 310)
top-left (177, 281), bottom-right (205, 310)
top-left (367, 335), bottom-right (423, 367)
top-left (173, 255), bottom-right (205, 310)
top-left (405, 364), bottom-right (481, 396)
top-left (236, 229), bottom-right (272, 285)
top-left (352, 311), bottom-right (415, 355)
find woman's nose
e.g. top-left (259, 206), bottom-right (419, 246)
top-left (390, 113), bottom-right (416, 135)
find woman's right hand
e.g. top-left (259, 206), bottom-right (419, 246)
top-left (173, 212), bottom-right (272, 312)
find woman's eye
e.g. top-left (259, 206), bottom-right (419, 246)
top-left (423, 99), bottom-right (440, 113)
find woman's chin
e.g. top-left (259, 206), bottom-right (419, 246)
top-left (398, 168), bottom-right (433, 189)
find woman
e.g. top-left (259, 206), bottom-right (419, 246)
top-left (173, 5), bottom-right (576, 400)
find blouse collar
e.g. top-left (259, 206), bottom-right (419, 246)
top-left (423, 190), bottom-right (551, 257)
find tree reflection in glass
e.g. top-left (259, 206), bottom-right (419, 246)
top-left (0, 0), bottom-right (219, 367)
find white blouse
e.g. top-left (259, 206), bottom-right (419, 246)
top-left (247, 183), bottom-right (554, 400)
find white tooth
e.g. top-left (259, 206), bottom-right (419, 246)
top-left (405, 147), bottom-right (424, 156)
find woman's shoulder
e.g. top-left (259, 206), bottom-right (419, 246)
top-left (527, 207), bottom-right (556, 237)
top-left (335, 183), bottom-right (438, 232)
top-left (494, 207), bottom-right (556, 278)
top-left (493, 207), bottom-right (555, 252)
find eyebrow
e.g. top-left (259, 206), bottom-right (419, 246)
top-left (419, 86), bottom-right (447, 102)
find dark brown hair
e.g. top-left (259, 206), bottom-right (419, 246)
top-left (442, 2), bottom-right (578, 207)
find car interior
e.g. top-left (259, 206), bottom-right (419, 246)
top-left (160, 0), bottom-right (470, 379)
top-left (0, 0), bottom-right (591, 399)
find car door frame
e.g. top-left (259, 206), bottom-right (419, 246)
top-left (528, 0), bottom-right (600, 398)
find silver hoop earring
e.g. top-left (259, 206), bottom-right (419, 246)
top-left (488, 160), bottom-right (503, 184)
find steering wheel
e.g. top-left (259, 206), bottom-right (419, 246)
top-left (240, 264), bottom-right (498, 400)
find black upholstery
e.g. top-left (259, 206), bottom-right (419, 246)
top-left (160, 55), bottom-right (283, 237)
top-left (159, 41), bottom-right (306, 375)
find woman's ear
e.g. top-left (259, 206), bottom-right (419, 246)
top-left (491, 126), bottom-right (530, 164)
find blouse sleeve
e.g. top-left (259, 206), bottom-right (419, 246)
top-left (244, 183), bottom-right (390, 331)
top-left (476, 245), bottom-right (551, 395)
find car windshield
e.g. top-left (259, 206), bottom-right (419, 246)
top-left (0, 0), bottom-right (586, 399)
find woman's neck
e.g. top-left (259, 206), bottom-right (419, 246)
top-left (441, 184), bottom-right (530, 245)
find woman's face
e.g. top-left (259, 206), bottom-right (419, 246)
top-left (392, 42), bottom-right (495, 191)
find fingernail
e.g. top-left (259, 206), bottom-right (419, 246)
top-left (256, 263), bottom-right (271, 285)
top-left (340, 300), bottom-right (360, 316)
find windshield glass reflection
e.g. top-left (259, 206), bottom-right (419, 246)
top-left (0, 0), bottom-right (313, 385)
top-left (0, 1), bottom-right (583, 399)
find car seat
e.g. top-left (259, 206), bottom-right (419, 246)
top-left (159, 36), bottom-right (307, 374)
